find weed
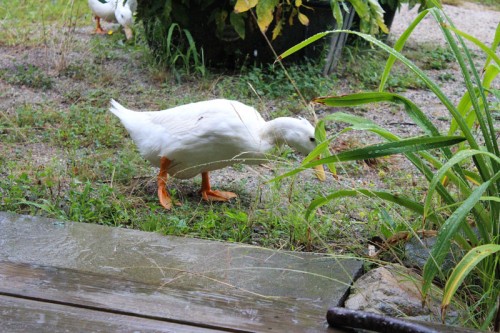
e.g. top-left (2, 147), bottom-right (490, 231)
top-left (217, 60), bottom-right (336, 103)
top-left (147, 21), bottom-right (206, 79)
top-left (340, 46), bottom-right (426, 91)
top-left (418, 45), bottom-right (456, 70)
top-left (1, 64), bottom-right (53, 90)
top-left (438, 72), bottom-right (455, 82)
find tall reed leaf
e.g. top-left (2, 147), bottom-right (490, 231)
top-left (270, 136), bottom-right (464, 183)
top-left (422, 171), bottom-right (500, 300)
top-left (276, 5), bottom-right (499, 329)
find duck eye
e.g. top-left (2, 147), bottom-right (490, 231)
top-left (309, 137), bottom-right (316, 142)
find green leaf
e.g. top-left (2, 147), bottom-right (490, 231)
top-left (234, 0), bottom-right (258, 13)
top-left (305, 189), bottom-right (436, 222)
top-left (448, 64), bottom-right (500, 136)
top-left (441, 244), bottom-right (500, 318)
top-left (256, 0), bottom-right (279, 32)
top-left (424, 149), bottom-right (500, 225)
top-left (444, 25), bottom-right (500, 67)
top-left (331, 0), bottom-right (344, 31)
top-left (422, 171), bottom-right (500, 299)
top-left (276, 31), bottom-right (330, 61)
top-left (230, 12), bottom-right (246, 39)
top-left (311, 136), bottom-right (465, 166)
top-left (314, 120), bottom-right (336, 175)
top-left (270, 135), bottom-right (465, 183)
top-left (315, 92), bottom-right (440, 136)
top-left (348, 0), bottom-right (369, 21)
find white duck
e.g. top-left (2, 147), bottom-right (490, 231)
top-left (109, 99), bottom-right (325, 210)
top-left (88, 0), bottom-right (137, 40)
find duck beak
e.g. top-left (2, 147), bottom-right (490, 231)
top-left (313, 157), bottom-right (326, 181)
top-left (124, 26), bottom-right (133, 40)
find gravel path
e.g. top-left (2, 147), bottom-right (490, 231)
top-left (390, 2), bottom-right (499, 48)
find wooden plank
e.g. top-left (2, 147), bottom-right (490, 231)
top-left (0, 261), bottom-right (337, 333)
top-left (0, 295), bottom-right (219, 333)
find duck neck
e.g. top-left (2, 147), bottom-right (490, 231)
top-left (261, 117), bottom-right (296, 146)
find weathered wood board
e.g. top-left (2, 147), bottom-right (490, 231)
top-left (0, 212), bottom-right (361, 332)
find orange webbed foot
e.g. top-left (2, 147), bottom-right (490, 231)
top-left (92, 17), bottom-right (107, 35)
top-left (200, 172), bottom-right (237, 203)
top-left (201, 190), bottom-right (238, 202)
top-left (158, 186), bottom-right (172, 210)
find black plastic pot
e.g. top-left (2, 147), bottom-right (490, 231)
top-left (138, 1), bottom-right (348, 68)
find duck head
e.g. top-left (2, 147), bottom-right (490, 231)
top-left (266, 117), bottom-right (325, 180)
top-left (115, 0), bottom-right (134, 39)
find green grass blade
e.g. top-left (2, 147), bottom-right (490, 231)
top-left (424, 150), bottom-right (499, 241)
top-left (449, 64), bottom-right (499, 137)
top-left (379, 9), bottom-right (431, 91)
top-left (298, 25), bottom-right (479, 152)
top-left (484, 22), bottom-right (500, 68)
top-left (444, 25), bottom-right (500, 67)
top-left (270, 136), bottom-right (464, 183)
top-left (315, 92), bottom-right (440, 136)
top-left (441, 244), bottom-right (500, 318)
top-left (305, 189), bottom-right (438, 223)
top-left (422, 171), bottom-right (500, 298)
top-left (308, 136), bottom-right (465, 167)
top-left (424, 149), bottom-right (500, 214)
top-left (276, 32), bottom-right (330, 61)
top-left (435, 12), bottom-right (497, 181)
top-left (314, 120), bottom-right (336, 175)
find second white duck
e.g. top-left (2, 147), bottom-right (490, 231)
top-left (88, 0), bottom-right (137, 40)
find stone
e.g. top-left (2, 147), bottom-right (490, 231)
top-left (404, 236), bottom-right (457, 273)
top-left (344, 265), bottom-right (462, 325)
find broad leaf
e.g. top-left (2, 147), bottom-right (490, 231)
top-left (256, 0), bottom-right (279, 32)
top-left (234, 0), bottom-right (258, 13)
top-left (230, 12), bottom-right (246, 39)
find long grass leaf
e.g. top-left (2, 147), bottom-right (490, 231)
top-left (449, 64), bottom-right (499, 137)
top-left (305, 189), bottom-right (439, 223)
top-left (315, 92), bottom-right (440, 136)
top-left (424, 150), bottom-right (499, 241)
top-left (314, 120), bottom-right (336, 175)
top-left (288, 26), bottom-right (480, 153)
top-left (379, 9), bottom-right (431, 91)
top-left (441, 244), bottom-right (500, 319)
top-left (307, 136), bottom-right (465, 167)
top-left (444, 25), bottom-right (500, 67)
top-left (271, 136), bottom-right (464, 183)
top-left (436, 12), bottom-right (497, 181)
top-left (276, 32), bottom-right (330, 61)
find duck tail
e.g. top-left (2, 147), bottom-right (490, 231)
top-left (109, 99), bottom-right (132, 119)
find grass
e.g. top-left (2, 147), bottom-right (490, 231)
top-left (0, 0), bottom-right (480, 252)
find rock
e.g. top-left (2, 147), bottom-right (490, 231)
top-left (344, 265), bottom-right (462, 325)
top-left (403, 236), bottom-right (457, 273)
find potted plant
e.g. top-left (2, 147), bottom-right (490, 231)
top-left (136, 0), bottom-right (428, 68)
